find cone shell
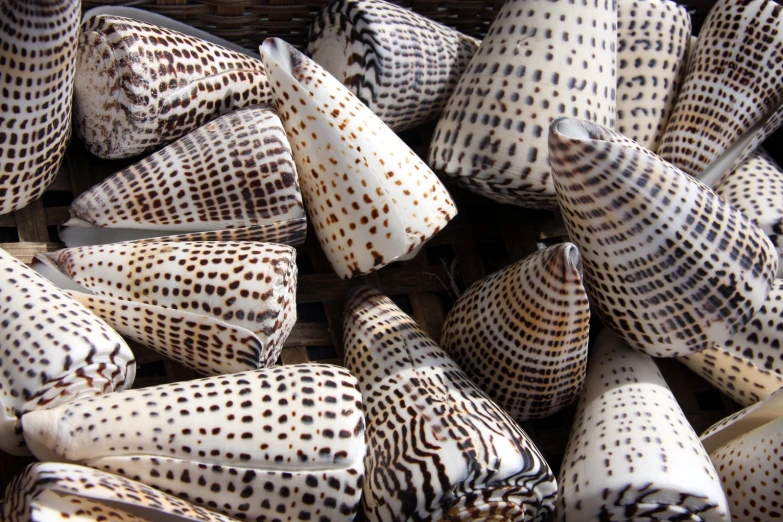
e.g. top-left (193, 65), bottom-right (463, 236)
top-left (428, 0), bottom-right (617, 209)
top-left (37, 241), bottom-right (297, 374)
top-left (440, 243), bottom-right (590, 422)
top-left (260, 38), bottom-right (456, 279)
top-left (60, 106), bottom-right (306, 248)
top-left (344, 286), bottom-right (557, 522)
top-left (549, 117), bottom-right (778, 357)
top-left (680, 345), bottom-right (783, 407)
top-left (616, 0), bottom-right (691, 151)
top-left (0, 0), bottom-right (79, 215)
top-left (21, 364), bottom-right (366, 522)
top-left (557, 329), bottom-right (730, 522)
top-left (75, 14), bottom-right (271, 159)
top-left (306, 0), bottom-right (480, 132)
top-left (0, 248), bottom-right (135, 456)
top-left (658, 0), bottom-right (783, 178)
top-left (3, 462), bottom-right (238, 522)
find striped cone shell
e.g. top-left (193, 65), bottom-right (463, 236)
top-left (549, 117), bottom-right (779, 357)
top-left (306, 0), bottom-right (480, 132)
top-left (34, 241), bottom-right (297, 374)
top-left (344, 286), bottom-right (558, 522)
top-left (680, 345), bottom-right (783, 407)
top-left (714, 151), bottom-right (783, 277)
top-left (658, 0), bottom-right (783, 178)
top-left (59, 106), bottom-right (306, 248)
top-left (0, 0), bottom-right (79, 215)
top-left (260, 38), bottom-right (456, 279)
top-left (440, 243), bottom-right (590, 422)
top-left (428, 0), bottom-right (617, 210)
top-left (75, 14), bottom-right (271, 159)
top-left (616, 0), bottom-right (691, 152)
top-left (21, 364), bottom-right (366, 522)
top-left (557, 329), bottom-right (730, 522)
top-left (3, 462), bottom-right (239, 522)
top-left (0, 247), bottom-right (135, 456)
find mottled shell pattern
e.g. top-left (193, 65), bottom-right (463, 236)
top-left (75, 14), bottom-right (272, 159)
top-left (21, 364), bottom-right (366, 522)
top-left (3, 462), bottom-right (239, 522)
top-left (616, 0), bottom-right (691, 152)
top-left (60, 106), bottom-right (307, 248)
top-left (306, 0), bottom-right (480, 131)
top-left (34, 241), bottom-right (297, 374)
top-left (0, 247), bottom-right (135, 456)
top-left (557, 329), bottom-right (730, 522)
top-left (260, 38), bottom-right (457, 279)
top-left (344, 286), bottom-right (558, 522)
top-left (658, 0), bottom-right (783, 179)
top-left (429, 0), bottom-right (617, 210)
top-left (0, 0), bottom-right (80, 215)
top-left (549, 117), bottom-right (778, 357)
top-left (440, 243), bottom-right (590, 422)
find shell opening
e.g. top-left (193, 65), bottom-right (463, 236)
top-left (31, 255), bottom-right (95, 296)
top-left (552, 117), bottom-right (605, 141)
top-left (59, 218), bottom-right (204, 247)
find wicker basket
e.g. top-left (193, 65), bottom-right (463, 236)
top-left (0, 0), bottom-right (747, 503)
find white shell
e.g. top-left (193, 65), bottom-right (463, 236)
top-left (259, 38), bottom-right (456, 279)
top-left (0, 247), bottom-right (135, 456)
top-left (306, 0), bottom-right (480, 131)
top-left (21, 364), bottom-right (366, 522)
top-left (428, 0), bottom-right (617, 209)
top-left (344, 286), bottom-right (557, 522)
top-left (549, 117), bottom-right (778, 357)
top-left (557, 329), bottom-right (730, 521)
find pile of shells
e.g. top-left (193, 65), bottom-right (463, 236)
top-left (2, 0), bottom-right (783, 521)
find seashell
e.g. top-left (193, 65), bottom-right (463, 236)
top-left (3, 462), bottom-right (239, 522)
top-left (680, 345), bottom-right (783, 407)
top-left (0, 0), bottom-right (80, 215)
top-left (75, 14), bottom-right (271, 159)
top-left (33, 241), bottom-right (297, 375)
top-left (259, 38), bottom-right (457, 279)
top-left (343, 286), bottom-right (558, 522)
top-left (440, 243), bottom-right (590, 422)
top-left (549, 117), bottom-right (779, 357)
top-left (713, 151), bottom-right (783, 276)
top-left (59, 106), bottom-right (306, 248)
top-left (557, 329), bottom-right (730, 522)
top-left (21, 364), bottom-right (366, 522)
top-left (657, 0), bottom-right (783, 178)
top-left (0, 247), bottom-right (135, 456)
top-left (306, 0), bottom-right (480, 132)
top-left (616, 0), bottom-right (691, 151)
top-left (428, 0), bottom-right (617, 210)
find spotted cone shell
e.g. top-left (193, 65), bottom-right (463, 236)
top-left (428, 0), bottom-right (617, 210)
top-left (0, 0), bottom-right (79, 215)
top-left (260, 38), bottom-right (456, 279)
top-left (75, 14), bottom-right (271, 159)
top-left (616, 0), bottom-right (691, 151)
top-left (440, 243), bottom-right (590, 422)
top-left (0, 247), bottom-right (135, 456)
top-left (306, 0), bottom-right (480, 132)
top-left (344, 286), bottom-right (557, 522)
top-left (34, 241), bottom-right (297, 374)
top-left (658, 0), bottom-right (783, 178)
top-left (21, 364), bottom-right (366, 522)
top-left (549, 117), bottom-right (778, 357)
top-left (714, 151), bottom-right (783, 277)
top-left (680, 345), bottom-right (783, 407)
top-left (557, 329), bottom-right (730, 522)
top-left (60, 106), bottom-right (306, 248)
top-left (3, 462), bottom-right (238, 522)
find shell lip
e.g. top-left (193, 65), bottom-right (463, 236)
top-left (551, 117), bottom-right (609, 142)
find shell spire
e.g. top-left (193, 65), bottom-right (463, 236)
top-left (344, 286), bottom-right (558, 522)
top-left (259, 38), bottom-right (456, 279)
top-left (549, 117), bottom-right (778, 357)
